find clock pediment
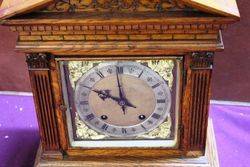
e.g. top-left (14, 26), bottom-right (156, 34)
top-left (0, 0), bottom-right (240, 20)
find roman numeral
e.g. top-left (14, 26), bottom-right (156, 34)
top-left (86, 113), bottom-right (95, 121)
top-left (107, 68), bottom-right (113, 74)
top-left (138, 70), bottom-right (144, 78)
top-left (101, 124), bottom-right (109, 131)
top-left (157, 99), bottom-right (166, 103)
top-left (147, 120), bottom-right (153, 124)
top-left (122, 128), bottom-right (127, 134)
top-left (80, 101), bottom-right (89, 105)
top-left (96, 71), bottom-right (104, 78)
top-left (89, 78), bottom-right (95, 82)
top-left (141, 124), bottom-right (147, 131)
top-left (117, 66), bottom-right (123, 74)
top-left (80, 85), bottom-right (91, 89)
top-left (152, 113), bottom-right (161, 119)
top-left (152, 83), bottom-right (161, 89)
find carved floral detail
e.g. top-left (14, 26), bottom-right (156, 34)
top-left (45, 0), bottom-right (186, 12)
top-left (137, 114), bottom-right (171, 139)
top-left (68, 61), bottom-right (102, 89)
top-left (191, 52), bottom-right (214, 69)
top-left (140, 59), bottom-right (175, 89)
top-left (75, 113), bottom-right (107, 139)
top-left (26, 53), bottom-right (50, 69)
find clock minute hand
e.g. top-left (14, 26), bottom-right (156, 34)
top-left (116, 67), bottom-right (124, 100)
top-left (124, 99), bottom-right (137, 109)
top-left (116, 66), bottom-right (127, 114)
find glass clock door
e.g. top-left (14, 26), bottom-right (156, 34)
top-left (60, 58), bottom-right (181, 148)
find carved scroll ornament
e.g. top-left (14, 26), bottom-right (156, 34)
top-left (191, 52), bottom-right (214, 69)
top-left (46, 0), bottom-right (187, 12)
top-left (26, 53), bottom-right (50, 69)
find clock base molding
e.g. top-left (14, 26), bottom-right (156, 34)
top-left (34, 118), bottom-right (219, 167)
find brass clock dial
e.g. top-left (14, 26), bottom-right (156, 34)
top-left (75, 61), bottom-right (171, 137)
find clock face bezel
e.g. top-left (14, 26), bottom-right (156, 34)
top-left (59, 56), bottom-right (182, 149)
top-left (74, 61), bottom-right (172, 137)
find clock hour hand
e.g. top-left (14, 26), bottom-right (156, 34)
top-left (91, 89), bottom-right (120, 102)
top-left (92, 89), bottom-right (112, 101)
top-left (91, 89), bottom-right (137, 109)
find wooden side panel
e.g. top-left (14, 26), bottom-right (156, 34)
top-left (188, 52), bottom-right (213, 151)
top-left (27, 53), bottom-right (60, 151)
top-left (189, 69), bottom-right (211, 149)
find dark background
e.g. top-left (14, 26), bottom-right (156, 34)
top-left (0, 0), bottom-right (249, 102)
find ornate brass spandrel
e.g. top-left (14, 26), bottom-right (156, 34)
top-left (139, 60), bottom-right (175, 89)
top-left (45, 0), bottom-right (188, 12)
top-left (68, 59), bottom-right (175, 139)
top-left (75, 113), bottom-right (107, 140)
top-left (137, 114), bottom-right (171, 139)
top-left (68, 61), bottom-right (101, 89)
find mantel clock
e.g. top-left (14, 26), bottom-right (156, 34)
top-left (0, 0), bottom-right (239, 166)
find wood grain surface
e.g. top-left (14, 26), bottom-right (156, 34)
top-left (182, 0), bottom-right (240, 17)
top-left (0, 1), bottom-right (239, 165)
top-left (0, 0), bottom-right (53, 19)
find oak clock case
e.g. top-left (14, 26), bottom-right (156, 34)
top-left (60, 58), bottom-right (181, 148)
top-left (0, 0), bottom-right (240, 165)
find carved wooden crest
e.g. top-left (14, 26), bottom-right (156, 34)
top-left (45, 0), bottom-right (187, 12)
top-left (0, 0), bottom-right (240, 20)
